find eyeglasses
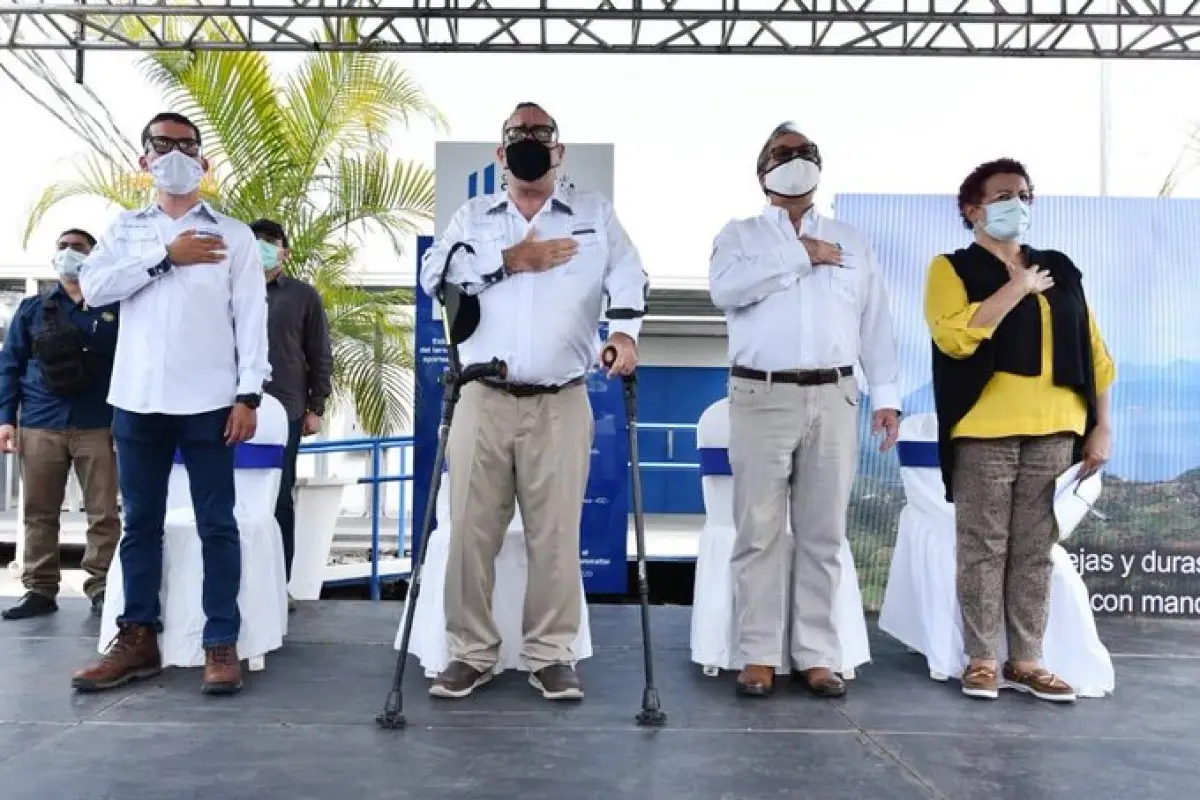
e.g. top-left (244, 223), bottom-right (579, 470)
top-left (503, 125), bottom-right (557, 145)
top-left (769, 141), bottom-right (821, 165)
top-left (145, 136), bottom-right (201, 157)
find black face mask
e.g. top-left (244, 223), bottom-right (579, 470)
top-left (504, 139), bottom-right (553, 182)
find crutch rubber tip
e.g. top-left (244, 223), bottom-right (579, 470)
top-left (636, 708), bottom-right (667, 727)
top-left (376, 691), bottom-right (407, 729)
top-left (376, 709), bottom-right (407, 729)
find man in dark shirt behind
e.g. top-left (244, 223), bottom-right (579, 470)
top-left (251, 219), bottom-right (334, 610)
top-left (0, 228), bottom-right (120, 619)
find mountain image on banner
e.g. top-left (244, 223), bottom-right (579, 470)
top-left (860, 361), bottom-right (1200, 484)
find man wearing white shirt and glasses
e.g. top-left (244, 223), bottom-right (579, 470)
top-left (708, 122), bottom-right (901, 700)
top-left (419, 102), bottom-right (648, 702)
top-left (71, 112), bottom-right (271, 697)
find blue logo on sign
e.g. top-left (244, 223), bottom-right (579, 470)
top-left (467, 163), bottom-right (497, 199)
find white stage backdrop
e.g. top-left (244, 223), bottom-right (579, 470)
top-left (833, 193), bottom-right (1200, 617)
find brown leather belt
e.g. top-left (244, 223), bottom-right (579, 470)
top-left (481, 376), bottom-right (584, 398)
top-left (730, 365), bottom-right (853, 386)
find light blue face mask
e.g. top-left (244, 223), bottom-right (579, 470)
top-left (981, 197), bottom-right (1031, 242)
top-left (258, 240), bottom-right (280, 271)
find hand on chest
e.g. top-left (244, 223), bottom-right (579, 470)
top-left (492, 215), bottom-right (607, 278)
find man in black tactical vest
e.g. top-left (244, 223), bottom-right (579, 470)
top-left (0, 229), bottom-right (122, 620)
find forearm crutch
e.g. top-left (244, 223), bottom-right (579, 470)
top-left (377, 244), bottom-right (506, 730)
top-left (602, 346), bottom-right (667, 728)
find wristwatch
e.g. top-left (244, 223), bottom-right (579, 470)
top-left (236, 393), bottom-right (262, 409)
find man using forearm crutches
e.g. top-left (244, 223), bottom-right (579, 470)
top-left (417, 102), bottom-right (649, 702)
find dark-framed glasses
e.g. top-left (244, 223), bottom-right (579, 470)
top-left (503, 125), bottom-right (557, 146)
top-left (146, 136), bottom-right (201, 157)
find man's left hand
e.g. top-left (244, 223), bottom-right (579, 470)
top-left (601, 332), bottom-right (638, 377)
top-left (1079, 423), bottom-right (1112, 479)
top-left (225, 403), bottom-right (258, 446)
top-left (872, 409), bottom-right (900, 452)
top-left (302, 411), bottom-right (322, 437)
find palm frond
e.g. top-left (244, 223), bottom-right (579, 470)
top-left (23, 41), bottom-right (441, 436)
top-left (22, 155), bottom-right (157, 248)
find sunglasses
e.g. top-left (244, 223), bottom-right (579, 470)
top-left (769, 141), bottom-right (821, 165)
top-left (146, 136), bottom-right (201, 157)
top-left (503, 125), bottom-right (557, 146)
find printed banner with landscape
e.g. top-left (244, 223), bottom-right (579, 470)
top-left (835, 193), bottom-right (1200, 617)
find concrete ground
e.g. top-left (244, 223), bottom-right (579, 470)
top-left (0, 598), bottom-right (1195, 799)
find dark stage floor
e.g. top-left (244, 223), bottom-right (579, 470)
top-left (0, 599), bottom-right (1196, 800)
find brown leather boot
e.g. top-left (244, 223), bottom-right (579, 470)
top-left (795, 667), bottom-right (846, 698)
top-left (201, 644), bottom-right (243, 695)
top-left (735, 664), bottom-right (775, 697)
top-left (71, 623), bottom-right (162, 692)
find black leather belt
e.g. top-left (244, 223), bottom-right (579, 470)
top-left (730, 365), bottom-right (853, 386)
top-left (481, 376), bottom-right (584, 398)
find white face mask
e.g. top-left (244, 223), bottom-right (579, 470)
top-left (763, 157), bottom-right (821, 198)
top-left (980, 197), bottom-right (1032, 242)
top-left (149, 150), bottom-right (205, 196)
top-left (52, 248), bottom-right (88, 280)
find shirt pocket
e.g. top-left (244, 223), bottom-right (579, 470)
top-left (826, 267), bottom-right (862, 311)
top-left (114, 226), bottom-right (161, 258)
top-left (562, 222), bottom-right (606, 277)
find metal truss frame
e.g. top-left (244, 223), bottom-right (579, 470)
top-left (1, 0), bottom-right (1199, 59)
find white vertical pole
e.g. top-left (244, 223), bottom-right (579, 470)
top-left (1099, 59), bottom-right (1112, 196)
top-left (1098, 0), bottom-right (1115, 196)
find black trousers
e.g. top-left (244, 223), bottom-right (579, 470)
top-left (275, 418), bottom-right (304, 582)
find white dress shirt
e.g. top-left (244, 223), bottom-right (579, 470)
top-left (79, 201), bottom-right (272, 415)
top-left (709, 205), bottom-right (901, 412)
top-left (420, 185), bottom-right (649, 386)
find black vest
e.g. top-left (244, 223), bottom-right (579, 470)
top-left (930, 244), bottom-right (1097, 501)
top-left (30, 293), bottom-right (93, 397)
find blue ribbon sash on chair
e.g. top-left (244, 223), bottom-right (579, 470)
top-left (172, 443), bottom-right (286, 470)
top-left (698, 447), bottom-right (732, 477)
top-left (895, 441), bottom-right (939, 468)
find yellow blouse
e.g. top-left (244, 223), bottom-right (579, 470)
top-left (924, 255), bottom-right (1116, 440)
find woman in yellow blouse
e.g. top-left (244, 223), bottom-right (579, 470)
top-left (924, 158), bottom-right (1115, 704)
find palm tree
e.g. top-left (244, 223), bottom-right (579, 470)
top-left (21, 39), bottom-right (443, 435)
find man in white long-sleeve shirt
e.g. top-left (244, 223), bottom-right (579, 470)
top-left (419, 102), bottom-right (648, 702)
top-left (708, 122), bottom-right (901, 700)
top-left (71, 112), bottom-right (272, 697)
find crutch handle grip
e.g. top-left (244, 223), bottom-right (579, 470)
top-left (458, 358), bottom-right (507, 385)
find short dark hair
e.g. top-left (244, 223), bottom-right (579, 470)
top-left (140, 112), bottom-right (202, 150)
top-left (501, 102), bottom-right (558, 139)
top-left (250, 218), bottom-right (289, 249)
top-left (756, 121), bottom-right (806, 177)
top-left (956, 158), bottom-right (1034, 230)
top-left (58, 228), bottom-right (96, 247)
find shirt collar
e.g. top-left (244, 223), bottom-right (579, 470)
top-left (764, 203), bottom-right (819, 225)
top-left (135, 200), bottom-right (220, 223)
top-left (486, 184), bottom-right (574, 217)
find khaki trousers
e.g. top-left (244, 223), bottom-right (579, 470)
top-left (728, 375), bottom-right (859, 671)
top-left (19, 427), bottom-right (120, 601)
top-left (443, 381), bottom-right (593, 673)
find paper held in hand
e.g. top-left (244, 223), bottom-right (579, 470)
top-left (1053, 462), bottom-right (1104, 542)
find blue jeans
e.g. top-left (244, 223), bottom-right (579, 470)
top-left (113, 407), bottom-right (241, 647)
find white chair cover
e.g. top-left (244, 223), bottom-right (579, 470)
top-left (100, 395), bottom-right (291, 668)
top-left (397, 463), bottom-right (593, 676)
top-left (877, 412), bottom-right (1115, 697)
top-left (689, 398), bottom-right (872, 677)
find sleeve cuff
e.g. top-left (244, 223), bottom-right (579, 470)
top-left (237, 377), bottom-right (265, 396)
top-left (145, 246), bottom-right (172, 277)
top-left (870, 384), bottom-right (902, 412)
top-left (608, 318), bottom-right (643, 343)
